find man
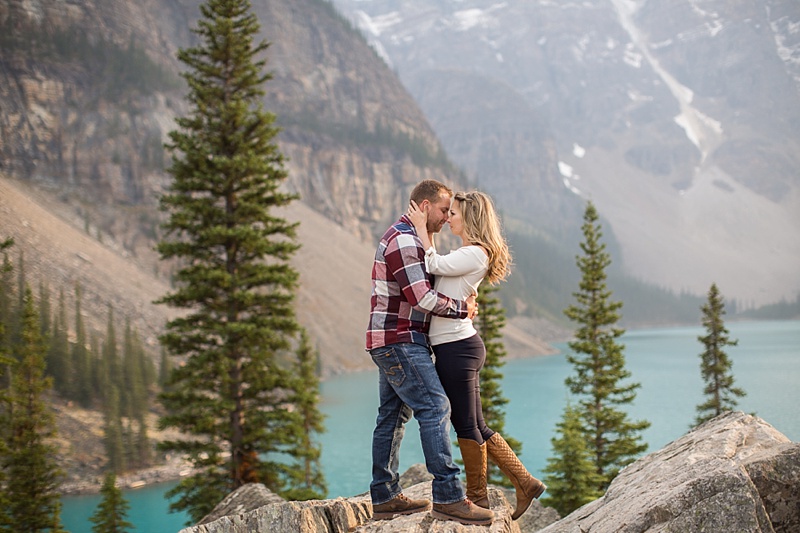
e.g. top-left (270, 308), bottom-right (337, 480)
top-left (366, 179), bottom-right (494, 526)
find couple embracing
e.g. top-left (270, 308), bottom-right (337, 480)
top-left (366, 179), bottom-right (546, 526)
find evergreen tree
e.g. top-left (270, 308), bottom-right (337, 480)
top-left (282, 329), bottom-right (326, 500)
top-left (2, 287), bottom-right (67, 532)
top-left (103, 306), bottom-right (121, 404)
top-left (91, 333), bottom-right (105, 403)
top-left (156, 0), bottom-right (301, 522)
top-left (563, 202), bottom-right (649, 491)
top-left (695, 283), bottom-right (746, 426)
top-left (474, 283), bottom-right (519, 487)
top-left (122, 318), bottom-right (146, 420)
top-left (541, 403), bottom-right (603, 516)
top-left (89, 472), bottom-right (133, 533)
top-left (3, 251), bottom-right (26, 355)
top-left (0, 247), bottom-right (13, 357)
top-left (37, 281), bottom-right (51, 340)
top-left (0, 238), bottom-right (14, 526)
top-left (104, 385), bottom-right (126, 473)
top-left (47, 289), bottom-right (70, 397)
top-left (73, 283), bottom-right (94, 407)
top-left (158, 345), bottom-right (171, 389)
top-left (15, 252), bottom-right (25, 327)
top-left (134, 411), bottom-right (153, 469)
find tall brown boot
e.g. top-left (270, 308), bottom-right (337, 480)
top-left (486, 433), bottom-right (546, 520)
top-left (458, 438), bottom-right (489, 509)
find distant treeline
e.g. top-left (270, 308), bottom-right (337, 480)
top-left (0, 250), bottom-right (159, 474)
top-left (0, 18), bottom-right (181, 100)
top-left (737, 294), bottom-right (800, 320)
top-left (500, 226), bottom-right (797, 327)
top-left (279, 110), bottom-right (457, 172)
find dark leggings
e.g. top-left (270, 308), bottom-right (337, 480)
top-left (433, 334), bottom-right (495, 444)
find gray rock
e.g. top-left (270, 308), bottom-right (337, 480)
top-left (514, 500), bottom-right (560, 533)
top-left (540, 411), bottom-right (798, 533)
top-left (743, 442), bottom-right (800, 533)
top-left (197, 483), bottom-right (286, 526)
top-left (180, 412), bottom-right (799, 532)
top-left (181, 475), bottom-right (530, 533)
top-left (180, 494), bottom-right (372, 533)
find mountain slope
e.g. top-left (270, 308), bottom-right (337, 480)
top-left (0, 0), bottom-right (482, 373)
top-left (0, 174), bottom-right (374, 376)
top-left (1, 175), bottom-right (554, 377)
top-left (331, 0), bottom-right (800, 306)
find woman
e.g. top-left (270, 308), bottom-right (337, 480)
top-left (407, 190), bottom-right (546, 520)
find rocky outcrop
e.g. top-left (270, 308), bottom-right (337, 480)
top-left (541, 411), bottom-right (799, 533)
top-left (180, 482), bottom-right (531, 533)
top-left (181, 412), bottom-right (798, 533)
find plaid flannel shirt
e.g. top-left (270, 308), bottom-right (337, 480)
top-left (366, 215), bottom-right (468, 350)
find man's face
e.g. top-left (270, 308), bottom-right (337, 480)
top-left (425, 194), bottom-right (452, 234)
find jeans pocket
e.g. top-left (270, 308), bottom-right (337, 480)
top-left (370, 346), bottom-right (406, 387)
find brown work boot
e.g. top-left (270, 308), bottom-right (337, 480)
top-left (431, 498), bottom-right (494, 526)
top-left (458, 438), bottom-right (489, 508)
top-left (486, 432), bottom-right (546, 520)
top-left (371, 493), bottom-right (431, 520)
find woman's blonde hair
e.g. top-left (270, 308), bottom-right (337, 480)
top-left (453, 191), bottom-right (511, 285)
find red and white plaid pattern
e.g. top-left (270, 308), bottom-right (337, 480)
top-left (366, 216), bottom-right (467, 350)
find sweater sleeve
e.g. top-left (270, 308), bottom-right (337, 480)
top-left (424, 246), bottom-right (488, 277)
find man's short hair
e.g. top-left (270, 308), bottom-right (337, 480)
top-left (410, 179), bottom-right (453, 205)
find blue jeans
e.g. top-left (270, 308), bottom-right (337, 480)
top-left (369, 342), bottom-right (464, 505)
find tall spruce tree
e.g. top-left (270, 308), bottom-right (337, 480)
top-left (541, 403), bottom-right (603, 515)
top-left (122, 318), bottom-right (146, 420)
top-left (2, 287), bottom-right (67, 532)
top-left (156, 0), bottom-right (301, 522)
top-left (73, 283), bottom-right (94, 407)
top-left (104, 385), bottom-right (126, 473)
top-left (695, 283), bottom-right (745, 426)
top-left (0, 238), bottom-right (14, 526)
top-left (37, 281), bottom-right (51, 340)
top-left (563, 202), bottom-right (649, 491)
top-left (103, 306), bottom-right (121, 404)
top-left (47, 289), bottom-right (70, 397)
top-left (474, 283), bottom-right (519, 486)
top-left (89, 472), bottom-right (133, 533)
top-left (283, 329), bottom-right (326, 500)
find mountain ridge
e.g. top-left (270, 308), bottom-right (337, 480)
top-left (332, 0), bottom-right (800, 306)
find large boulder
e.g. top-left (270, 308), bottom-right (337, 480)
top-left (179, 480), bottom-right (527, 533)
top-left (179, 412), bottom-right (798, 532)
top-left (178, 465), bottom-right (564, 533)
top-left (540, 411), bottom-right (799, 533)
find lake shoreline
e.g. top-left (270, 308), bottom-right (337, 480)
top-left (60, 455), bottom-right (197, 496)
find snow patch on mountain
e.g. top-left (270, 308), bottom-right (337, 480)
top-left (559, 161), bottom-right (582, 195)
top-left (766, 5), bottom-right (800, 88)
top-left (353, 10), bottom-right (400, 66)
top-left (609, 0), bottom-right (724, 158)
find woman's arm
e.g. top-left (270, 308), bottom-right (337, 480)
top-left (425, 246), bottom-right (487, 277)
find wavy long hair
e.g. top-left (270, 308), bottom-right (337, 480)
top-left (454, 190), bottom-right (511, 284)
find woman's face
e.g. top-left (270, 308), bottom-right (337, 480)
top-left (448, 200), bottom-right (464, 238)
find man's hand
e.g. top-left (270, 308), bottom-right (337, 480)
top-left (466, 293), bottom-right (479, 320)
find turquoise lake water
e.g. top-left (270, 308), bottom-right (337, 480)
top-left (60, 319), bottom-right (800, 532)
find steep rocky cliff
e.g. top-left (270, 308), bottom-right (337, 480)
top-left (0, 0), bottom-right (456, 247)
top-left (0, 0), bottom-right (477, 375)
